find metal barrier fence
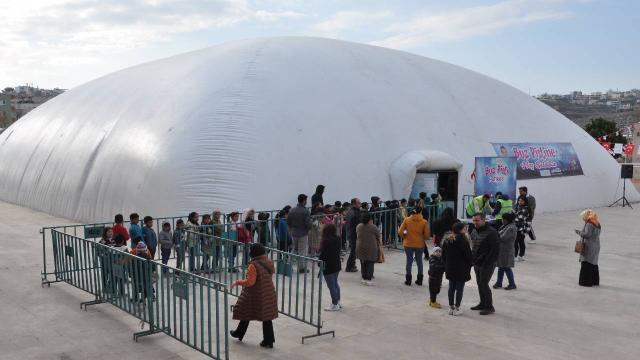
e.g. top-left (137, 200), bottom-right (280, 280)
top-left (41, 204), bottom-right (450, 288)
top-left (49, 229), bottom-right (230, 359)
top-left (183, 230), bottom-right (335, 343)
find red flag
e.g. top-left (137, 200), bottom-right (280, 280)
top-left (623, 143), bottom-right (635, 156)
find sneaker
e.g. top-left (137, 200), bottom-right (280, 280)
top-left (519, 256), bottom-right (525, 262)
top-left (493, 284), bottom-right (502, 289)
top-left (470, 304), bottom-right (484, 311)
top-left (324, 304), bottom-right (341, 311)
top-left (338, 303), bottom-right (343, 309)
top-left (515, 257), bottom-right (519, 262)
top-left (448, 307), bottom-right (455, 315)
top-left (429, 301), bottom-right (442, 309)
top-left (504, 285), bottom-right (517, 290)
top-left (365, 280), bottom-right (374, 286)
top-left (361, 279), bottom-right (368, 285)
top-left (453, 308), bottom-right (463, 316)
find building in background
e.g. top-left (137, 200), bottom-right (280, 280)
top-left (1, 85), bottom-right (65, 127)
top-left (0, 93), bottom-right (16, 128)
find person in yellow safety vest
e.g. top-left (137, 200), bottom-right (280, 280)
top-left (466, 194), bottom-right (492, 217)
top-left (493, 193), bottom-right (513, 221)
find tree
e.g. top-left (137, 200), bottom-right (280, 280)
top-left (0, 112), bottom-right (9, 128)
top-left (584, 117), bottom-right (627, 144)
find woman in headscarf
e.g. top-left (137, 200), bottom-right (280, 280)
top-left (575, 209), bottom-right (601, 287)
top-left (230, 243), bottom-right (278, 348)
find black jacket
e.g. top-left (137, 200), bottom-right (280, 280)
top-left (431, 216), bottom-right (459, 244)
top-left (318, 234), bottom-right (342, 275)
top-left (442, 234), bottom-right (473, 282)
top-left (346, 207), bottom-right (361, 240)
top-left (470, 224), bottom-right (499, 267)
top-left (428, 255), bottom-right (445, 277)
top-left (311, 193), bottom-right (324, 206)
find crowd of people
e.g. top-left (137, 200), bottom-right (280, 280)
top-left (95, 184), bottom-right (602, 348)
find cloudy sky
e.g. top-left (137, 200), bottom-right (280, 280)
top-left (1, 0), bottom-right (637, 94)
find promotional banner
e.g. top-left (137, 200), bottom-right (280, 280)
top-left (474, 157), bottom-right (517, 201)
top-left (491, 143), bottom-right (584, 179)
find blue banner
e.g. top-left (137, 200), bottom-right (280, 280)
top-left (474, 157), bottom-right (518, 201)
top-left (491, 142), bottom-right (584, 179)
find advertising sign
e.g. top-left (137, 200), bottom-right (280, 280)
top-left (474, 157), bottom-right (517, 201)
top-left (491, 143), bottom-right (584, 179)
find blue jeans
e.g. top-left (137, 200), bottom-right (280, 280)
top-left (496, 267), bottom-right (515, 287)
top-left (448, 280), bottom-right (465, 307)
top-left (405, 247), bottom-right (424, 275)
top-left (324, 272), bottom-right (341, 305)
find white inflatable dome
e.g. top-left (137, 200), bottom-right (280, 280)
top-left (0, 37), bottom-right (635, 222)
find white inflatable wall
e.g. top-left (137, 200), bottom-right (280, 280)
top-left (0, 37), bottom-right (635, 222)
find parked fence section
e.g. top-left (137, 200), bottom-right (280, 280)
top-left (49, 229), bottom-right (229, 360)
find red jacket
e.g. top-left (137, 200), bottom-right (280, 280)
top-left (113, 223), bottom-right (130, 242)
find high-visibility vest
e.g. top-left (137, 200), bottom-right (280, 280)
top-left (495, 199), bottom-right (513, 220)
top-left (466, 195), bottom-right (485, 216)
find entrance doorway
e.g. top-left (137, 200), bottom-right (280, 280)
top-left (410, 170), bottom-right (459, 215)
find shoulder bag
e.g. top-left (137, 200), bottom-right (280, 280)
top-left (574, 224), bottom-right (587, 255)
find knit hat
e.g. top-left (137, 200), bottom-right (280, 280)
top-left (136, 241), bottom-right (148, 253)
top-left (433, 246), bottom-right (442, 253)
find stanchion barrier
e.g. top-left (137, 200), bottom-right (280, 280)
top-left (185, 230), bottom-right (335, 344)
top-left (48, 229), bottom-right (230, 360)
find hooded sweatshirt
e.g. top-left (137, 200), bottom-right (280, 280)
top-left (398, 213), bottom-right (430, 249)
top-left (159, 230), bottom-right (173, 250)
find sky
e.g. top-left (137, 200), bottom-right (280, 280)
top-left (1, 0), bottom-right (638, 95)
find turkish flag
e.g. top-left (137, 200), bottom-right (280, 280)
top-left (623, 144), bottom-right (636, 156)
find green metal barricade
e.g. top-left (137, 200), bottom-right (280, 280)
top-left (186, 230), bottom-right (335, 344)
top-left (49, 229), bottom-right (230, 360)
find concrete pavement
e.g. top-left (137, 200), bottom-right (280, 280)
top-left (0, 200), bottom-right (638, 360)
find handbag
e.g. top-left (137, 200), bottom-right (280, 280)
top-left (377, 241), bottom-right (385, 264)
top-left (574, 239), bottom-right (586, 255)
top-left (574, 225), bottom-right (587, 255)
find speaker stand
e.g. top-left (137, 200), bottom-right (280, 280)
top-left (609, 178), bottom-right (633, 208)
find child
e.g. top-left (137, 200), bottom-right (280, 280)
top-left (428, 247), bottom-right (445, 308)
top-left (173, 220), bottom-right (186, 270)
top-left (130, 241), bottom-right (152, 302)
top-left (201, 214), bottom-right (213, 272)
top-left (159, 222), bottom-right (173, 269)
top-left (129, 213), bottom-right (143, 249)
top-left (257, 212), bottom-right (271, 247)
top-left (142, 216), bottom-right (157, 259)
top-left (112, 214), bottom-right (130, 245)
top-left (114, 234), bottom-right (128, 252)
top-left (112, 234), bottom-right (128, 296)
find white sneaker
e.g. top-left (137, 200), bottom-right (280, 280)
top-left (338, 303), bottom-right (343, 309)
top-left (453, 308), bottom-right (463, 316)
top-left (528, 239), bottom-right (536, 244)
top-left (361, 279), bottom-right (368, 285)
top-left (448, 308), bottom-right (455, 315)
top-left (365, 280), bottom-right (374, 286)
top-left (324, 304), bottom-right (340, 311)
top-left (519, 256), bottom-right (525, 262)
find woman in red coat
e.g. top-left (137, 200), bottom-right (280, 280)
top-left (230, 243), bottom-right (278, 348)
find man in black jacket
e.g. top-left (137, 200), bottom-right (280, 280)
top-left (469, 213), bottom-right (499, 315)
top-left (345, 198), bottom-right (362, 272)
